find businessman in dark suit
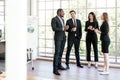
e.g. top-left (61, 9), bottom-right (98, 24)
top-left (65, 10), bottom-right (83, 69)
top-left (51, 9), bottom-right (69, 75)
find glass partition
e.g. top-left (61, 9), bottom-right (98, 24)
top-left (38, 0), bottom-right (120, 63)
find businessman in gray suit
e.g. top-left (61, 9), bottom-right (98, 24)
top-left (51, 8), bottom-right (69, 75)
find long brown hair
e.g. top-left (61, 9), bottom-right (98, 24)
top-left (103, 12), bottom-right (108, 22)
top-left (102, 12), bottom-right (110, 33)
top-left (88, 12), bottom-right (97, 22)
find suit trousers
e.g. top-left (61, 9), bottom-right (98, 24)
top-left (53, 39), bottom-right (66, 71)
top-left (66, 37), bottom-right (81, 65)
top-left (86, 34), bottom-right (98, 62)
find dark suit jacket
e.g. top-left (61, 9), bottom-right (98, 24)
top-left (66, 18), bottom-right (82, 40)
top-left (51, 16), bottom-right (66, 40)
top-left (100, 21), bottom-right (110, 41)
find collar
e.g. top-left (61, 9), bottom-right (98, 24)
top-left (57, 15), bottom-right (63, 19)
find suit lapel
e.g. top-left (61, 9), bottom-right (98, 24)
top-left (71, 18), bottom-right (78, 27)
top-left (56, 16), bottom-right (62, 27)
top-left (76, 19), bottom-right (78, 27)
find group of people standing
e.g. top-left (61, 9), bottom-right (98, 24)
top-left (51, 8), bottom-right (110, 76)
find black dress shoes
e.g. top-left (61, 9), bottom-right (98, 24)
top-left (53, 71), bottom-right (61, 75)
top-left (77, 65), bottom-right (84, 68)
top-left (66, 66), bottom-right (70, 69)
top-left (66, 65), bottom-right (70, 69)
top-left (0, 71), bottom-right (2, 74)
top-left (58, 66), bottom-right (66, 70)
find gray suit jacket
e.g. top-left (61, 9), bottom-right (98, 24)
top-left (51, 16), bottom-right (66, 41)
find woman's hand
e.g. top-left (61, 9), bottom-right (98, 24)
top-left (88, 26), bottom-right (93, 30)
top-left (94, 29), bottom-right (101, 34)
top-left (88, 26), bottom-right (95, 31)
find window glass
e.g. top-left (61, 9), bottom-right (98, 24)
top-left (97, 0), bottom-right (106, 8)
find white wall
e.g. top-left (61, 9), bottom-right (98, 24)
top-left (5, 0), bottom-right (27, 80)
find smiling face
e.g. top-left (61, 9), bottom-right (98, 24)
top-left (89, 14), bottom-right (94, 21)
top-left (101, 13), bottom-right (108, 22)
top-left (88, 12), bottom-right (96, 22)
top-left (60, 10), bottom-right (65, 17)
top-left (101, 15), bottom-right (104, 20)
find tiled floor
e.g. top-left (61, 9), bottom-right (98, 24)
top-left (27, 60), bottom-right (120, 80)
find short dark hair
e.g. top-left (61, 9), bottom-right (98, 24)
top-left (57, 8), bottom-right (63, 15)
top-left (69, 10), bottom-right (76, 14)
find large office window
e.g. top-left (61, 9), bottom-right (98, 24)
top-left (0, 0), bottom-right (5, 40)
top-left (38, 0), bottom-right (120, 63)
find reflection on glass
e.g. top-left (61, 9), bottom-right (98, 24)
top-left (78, 9), bottom-right (87, 22)
top-left (38, 0), bottom-right (120, 63)
top-left (117, 0), bottom-right (120, 7)
top-left (107, 0), bottom-right (115, 7)
top-left (117, 27), bottom-right (120, 42)
top-left (97, 0), bottom-right (106, 8)
top-left (87, 9), bottom-right (96, 15)
top-left (78, 0), bottom-right (86, 8)
top-left (39, 11), bottom-right (45, 25)
top-left (109, 42), bottom-right (116, 56)
top-left (0, 1), bottom-right (3, 5)
top-left (61, 1), bottom-right (69, 9)
top-left (69, 0), bottom-right (77, 9)
top-left (117, 8), bottom-right (120, 26)
top-left (46, 10), bottom-right (53, 25)
top-left (0, 16), bottom-right (4, 24)
top-left (109, 27), bottom-right (115, 42)
top-left (87, 0), bottom-right (96, 8)
top-left (39, 48), bottom-right (46, 56)
top-left (46, 26), bottom-right (53, 39)
top-left (46, 1), bottom-right (53, 9)
top-left (0, 6), bottom-right (4, 12)
top-left (53, 1), bottom-right (60, 9)
top-left (39, 26), bottom-right (45, 38)
top-left (39, 2), bottom-right (45, 10)
top-left (46, 48), bottom-right (54, 54)
top-left (46, 40), bottom-right (54, 48)
top-left (107, 9), bottom-right (116, 26)
top-left (39, 39), bottom-right (45, 48)
top-left (63, 10), bottom-right (70, 21)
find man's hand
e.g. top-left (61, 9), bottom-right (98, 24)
top-left (71, 27), bottom-right (77, 32)
top-left (64, 25), bottom-right (69, 31)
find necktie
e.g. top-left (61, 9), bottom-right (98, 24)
top-left (73, 19), bottom-right (77, 36)
top-left (73, 19), bottom-right (77, 27)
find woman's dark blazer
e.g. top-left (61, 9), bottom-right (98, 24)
top-left (100, 21), bottom-right (110, 41)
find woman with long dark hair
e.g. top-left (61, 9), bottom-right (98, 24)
top-left (85, 12), bottom-right (99, 68)
top-left (95, 13), bottom-right (110, 75)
